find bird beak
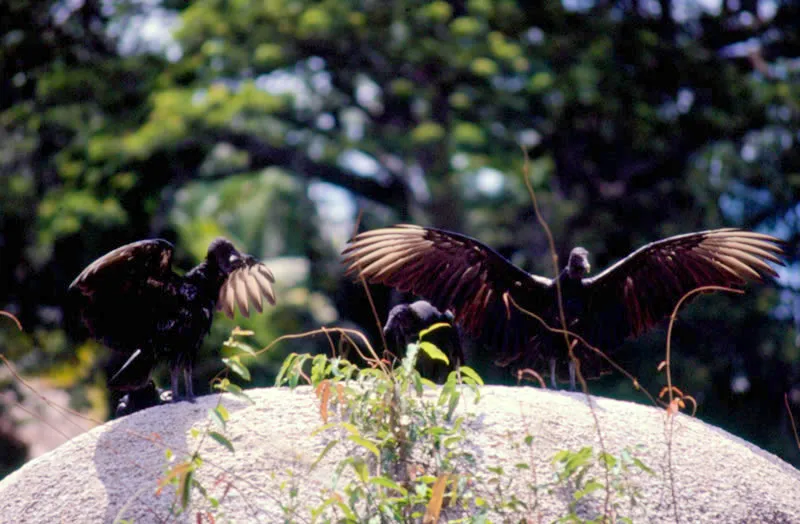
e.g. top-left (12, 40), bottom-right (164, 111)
top-left (229, 254), bottom-right (240, 264)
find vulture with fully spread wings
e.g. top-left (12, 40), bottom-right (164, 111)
top-left (70, 238), bottom-right (276, 406)
top-left (342, 225), bottom-right (784, 387)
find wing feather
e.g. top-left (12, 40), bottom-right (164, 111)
top-left (218, 262), bottom-right (277, 319)
top-left (252, 263), bottom-right (277, 305)
top-left (583, 229), bottom-right (784, 343)
top-left (342, 225), bottom-right (553, 349)
top-left (68, 239), bottom-right (176, 353)
top-left (233, 271), bottom-right (251, 318)
top-left (245, 268), bottom-right (264, 314)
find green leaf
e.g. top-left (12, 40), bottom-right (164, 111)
top-left (311, 422), bottom-right (342, 436)
top-left (552, 450), bottom-right (570, 463)
top-left (599, 452), bottom-right (617, 469)
top-left (419, 341), bottom-right (450, 364)
top-left (574, 479), bottom-right (603, 502)
top-left (419, 377), bottom-right (437, 389)
top-left (459, 366), bottom-right (484, 385)
top-left (223, 383), bottom-right (255, 404)
top-left (348, 435), bottom-right (380, 458)
top-left (470, 57), bottom-right (499, 77)
top-left (443, 436), bottom-right (462, 449)
top-left (419, 322), bottom-right (451, 339)
top-left (369, 476), bottom-right (408, 496)
top-left (350, 458), bottom-right (370, 482)
top-left (632, 457), bottom-right (655, 475)
top-left (208, 407), bottom-right (227, 430)
top-left (274, 353), bottom-right (295, 386)
top-left (224, 338), bottom-right (257, 357)
top-left (310, 440), bottom-right (339, 470)
top-left (181, 469), bottom-right (193, 508)
top-left (411, 121), bottom-right (445, 144)
top-left (340, 422), bottom-right (359, 435)
top-left (222, 356), bottom-right (251, 381)
top-left (209, 431), bottom-right (234, 452)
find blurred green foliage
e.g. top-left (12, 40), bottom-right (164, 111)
top-left (1, 0), bottom-right (799, 473)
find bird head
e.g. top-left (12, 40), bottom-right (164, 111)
top-left (207, 237), bottom-right (244, 274)
top-left (567, 247), bottom-right (591, 278)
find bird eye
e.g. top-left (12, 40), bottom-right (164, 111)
top-left (229, 254), bottom-right (239, 263)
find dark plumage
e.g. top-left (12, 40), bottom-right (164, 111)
top-left (343, 225), bottom-right (785, 387)
top-left (70, 237), bottom-right (276, 406)
top-left (383, 300), bottom-right (464, 380)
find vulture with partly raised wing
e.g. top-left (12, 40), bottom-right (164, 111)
top-left (342, 225), bottom-right (784, 387)
top-left (70, 238), bottom-right (276, 407)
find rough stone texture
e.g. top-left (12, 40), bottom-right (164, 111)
top-left (1, 386), bottom-right (798, 523)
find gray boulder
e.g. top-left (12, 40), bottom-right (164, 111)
top-left (1, 386), bottom-right (798, 523)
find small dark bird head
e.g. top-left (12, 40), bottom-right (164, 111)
top-left (207, 237), bottom-right (243, 274)
top-left (567, 247), bottom-right (591, 279)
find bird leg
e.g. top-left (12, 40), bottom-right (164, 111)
top-left (170, 366), bottom-right (181, 402)
top-left (549, 358), bottom-right (557, 389)
top-left (569, 360), bottom-right (576, 391)
top-left (568, 339), bottom-right (579, 391)
top-left (184, 367), bottom-right (195, 401)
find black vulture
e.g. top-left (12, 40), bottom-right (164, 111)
top-left (383, 300), bottom-right (464, 380)
top-left (70, 238), bottom-right (276, 408)
top-left (342, 225), bottom-right (784, 388)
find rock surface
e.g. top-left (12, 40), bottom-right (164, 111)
top-left (1, 386), bottom-right (799, 523)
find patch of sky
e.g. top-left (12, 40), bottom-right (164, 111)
top-left (740, 142), bottom-right (758, 162)
top-left (775, 264), bottom-right (800, 291)
top-left (451, 153), bottom-right (469, 171)
top-left (518, 129), bottom-right (542, 148)
top-left (525, 27), bottom-right (545, 45)
top-left (490, 122), bottom-right (507, 138)
top-left (719, 181), bottom-right (774, 223)
top-left (307, 182), bottom-right (356, 246)
top-left (475, 168), bottom-right (505, 196)
top-left (562, 0), bottom-right (594, 13)
top-left (96, 1), bottom-right (181, 59)
top-left (492, 76), bottom-right (525, 93)
top-left (340, 108), bottom-right (367, 142)
top-left (337, 150), bottom-right (390, 183)
top-left (255, 70), bottom-right (311, 108)
top-left (316, 113), bottom-right (335, 131)
top-left (355, 77), bottom-right (383, 114)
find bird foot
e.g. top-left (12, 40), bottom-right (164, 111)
top-left (162, 391), bottom-right (197, 403)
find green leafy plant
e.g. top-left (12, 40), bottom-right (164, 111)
top-left (275, 325), bottom-right (483, 522)
top-left (549, 446), bottom-right (654, 523)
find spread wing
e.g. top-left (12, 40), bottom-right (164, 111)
top-left (581, 228), bottom-right (784, 348)
top-left (342, 224), bottom-right (554, 354)
top-left (69, 239), bottom-right (178, 354)
top-left (217, 259), bottom-right (276, 319)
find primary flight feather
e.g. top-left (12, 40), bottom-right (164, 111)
top-left (342, 225), bottom-right (784, 387)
